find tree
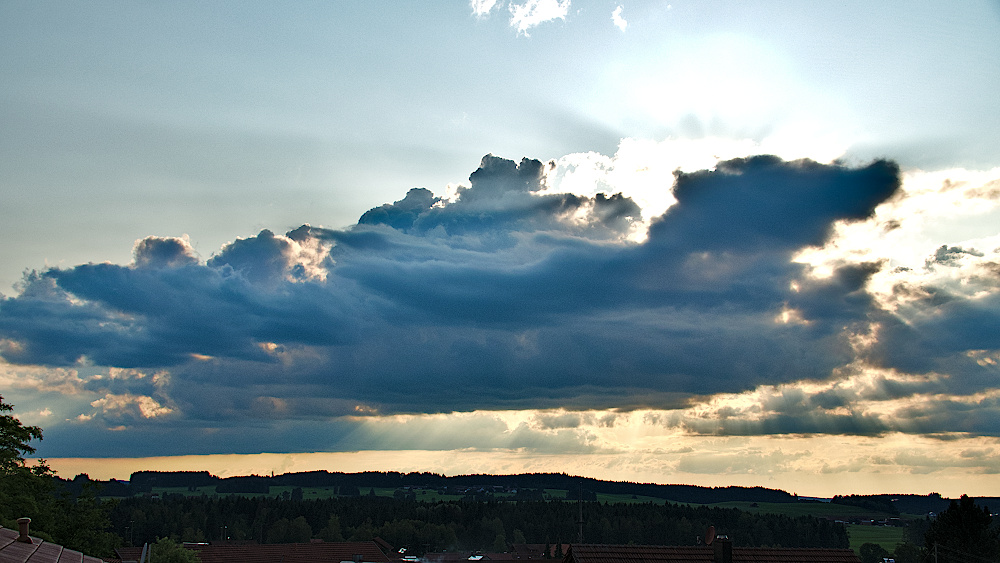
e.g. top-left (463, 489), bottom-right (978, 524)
top-left (149, 537), bottom-right (200, 563)
top-left (0, 394), bottom-right (44, 474)
top-left (925, 495), bottom-right (1000, 563)
top-left (512, 529), bottom-right (526, 544)
top-left (891, 542), bottom-right (925, 563)
top-left (0, 396), bottom-right (121, 558)
top-left (318, 514), bottom-right (344, 542)
top-left (287, 516), bottom-right (312, 543)
top-left (49, 481), bottom-right (121, 557)
top-left (492, 531), bottom-right (507, 552)
top-left (859, 542), bottom-right (889, 563)
top-left (1, 394), bottom-right (55, 530)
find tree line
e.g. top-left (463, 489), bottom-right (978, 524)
top-left (108, 493), bottom-right (849, 553)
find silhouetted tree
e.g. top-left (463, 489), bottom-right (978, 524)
top-left (925, 495), bottom-right (1000, 563)
top-left (0, 395), bottom-right (120, 558)
top-left (149, 537), bottom-right (199, 563)
top-left (860, 543), bottom-right (889, 563)
top-left (891, 542), bottom-right (925, 563)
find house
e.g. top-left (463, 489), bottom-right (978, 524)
top-left (115, 539), bottom-right (393, 563)
top-left (0, 518), bottom-right (104, 563)
top-left (563, 541), bottom-right (861, 563)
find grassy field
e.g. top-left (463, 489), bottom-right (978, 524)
top-left (594, 492), bottom-right (669, 504)
top-left (845, 524), bottom-right (908, 553)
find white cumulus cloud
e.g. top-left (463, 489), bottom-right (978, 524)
top-left (509, 0), bottom-right (570, 35)
top-left (612, 5), bottom-right (627, 31)
top-left (470, 0), bottom-right (502, 17)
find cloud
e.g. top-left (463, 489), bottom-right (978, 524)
top-left (509, 0), bottom-right (570, 35)
top-left (0, 361), bottom-right (87, 395)
top-left (6, 149), bottom-right (1000, 457)
top-left (0, 155), bottom-right (898, 412)
top-left (612, 6), bottom-right (627, 32)
top-left (471, 0), bottom-right (502, 18)
top-left (798, 171), bottom-right (1000, 398)
top-left (470, 0), bottom-right (570, 34)
top-left (348, 412), bottom-right (607, 454)
top-left (90, 392), bottom-right (175, 421)
top-left (675, 447), bottom-right (807, 475)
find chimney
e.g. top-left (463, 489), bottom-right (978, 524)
top-left (17, 518), bottom-right (33, 543)
top-left (712, 536), bottom-right (731, 563)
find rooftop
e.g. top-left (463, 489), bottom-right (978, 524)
top-left (565, 544), bottom-right (861, 563)
top-left (116, 539), bottom-right (392, 563)
top-left (0, 524), bottom-right (104, 563)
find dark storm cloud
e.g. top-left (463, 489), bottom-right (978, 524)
top-left (926, 244), bottom-right (984, 268)
top-left (853, 244), bottom-right (1000, 398)
top-left (0, 234), bottom-right (361, 368)
top-left (869, 293), bottom-right (1000, 395)
top-left (133, 236), bottom-right (199, 269)
top-left (359, 187), bottom-right (440, 230)
top-left (206, 229), bottom-right (298, 285)
top-left (358, 155), bottom-right (641, 242)
top-left (650, 156), bottom-right (899, 253)
top-left (0, 153), bottom-right (925, 450)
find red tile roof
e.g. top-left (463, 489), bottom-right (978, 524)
top-left (565, 544), bottom-right (861, 563)
top-left (115, 540), bottom-right (391, 563)
top-left (0, 526), bottom-right (104, 563)
top-left (509, 544), bottom-right (570, 559)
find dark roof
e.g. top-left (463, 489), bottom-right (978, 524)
top-left (510, 544), bottom-right (571, 559)
top-left (422, 553), bottom-right (482, 563)
top-left (565, 544), bottom-right (861, 563)
top-left (116, 540), bottom-right (391, 563)
top-left (0, 526), bottom-right (104, 563)
top-left (374, 536), bottom-right (396, 555)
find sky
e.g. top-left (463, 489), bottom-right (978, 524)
top-left (2, 0), bottom-right (1000, 498)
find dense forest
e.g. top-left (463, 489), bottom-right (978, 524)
top-left (108, 494), bottom-right (849, 554)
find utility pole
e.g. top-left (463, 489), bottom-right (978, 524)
top-left (577, 482), bottom-right (584, 544)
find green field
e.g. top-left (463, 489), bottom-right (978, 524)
top-left (595, 492), bottom-right (669, 504)
top-left (845, 524), bottom-right (908, 553)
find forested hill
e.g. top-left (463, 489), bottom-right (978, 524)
top-left (829, 493), bottom-right (1000, 516)
top-left (123, 470), bottom-right (796, 504)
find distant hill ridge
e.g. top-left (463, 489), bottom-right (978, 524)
top-left (66, 470), bottom-right (998, 515)
top-left (126, 470), bottom-right (798, 504)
